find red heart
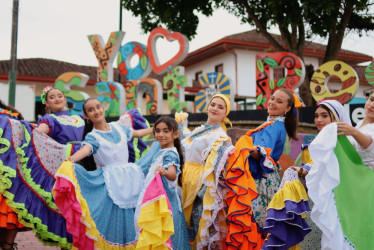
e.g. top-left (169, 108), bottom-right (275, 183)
top-left (147, 27), bottom-right (189, 75)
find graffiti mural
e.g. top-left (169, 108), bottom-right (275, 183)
top-left (256, 52), bottom-right (305, 109)
top-left (310, 61), bottom-right (359, 104)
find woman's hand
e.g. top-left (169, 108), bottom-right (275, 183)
top-left (155, 166), bottom-right (167, 176)
top-left (291, 166), bottom-right (308, 178)
top-left (338, 122), bottom-right (373, 149)
top-left (337, 122), bottom-right (356, 136)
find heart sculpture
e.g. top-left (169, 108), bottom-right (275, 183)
top-left (147, 27), bottom-right (189, 75)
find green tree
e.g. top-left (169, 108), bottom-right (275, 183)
top-left (122, 0), bottom-right (374, 105)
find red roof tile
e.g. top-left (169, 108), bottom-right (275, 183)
top-left (182, 29), bottom-right (373, 66)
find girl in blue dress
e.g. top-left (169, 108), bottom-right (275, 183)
top-left (53, 98), bottom-right (153, 249)
top-left (135, 116), bottom-right (190, 250)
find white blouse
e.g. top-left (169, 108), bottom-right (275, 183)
top-left (348, 120), bottom-right (374, 169)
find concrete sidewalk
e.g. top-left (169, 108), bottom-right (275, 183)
top-left (14, 231), bottom-right (59, 250)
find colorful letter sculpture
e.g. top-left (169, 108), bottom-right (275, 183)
top-left (364, 61), bottom-right (374, 86)
top-left (194, 72), bottom-right (232, 112)
top-left (117, 41), bottom-right (152, 80)
top-left (88, 31), bottom-right (125, 82)
top-left (122, 80), bottom-right (138, 111)
top-left (256, 52), bottom-right (305, 109)
top-left (310, 61), bottom-right (359, 104)
top-left (147, 27), bottom-right (189, 75)
top-left (136, 78), bottom-right (163, 115)
top-left (54, 72), bottom-right (90, 115)
top-left (163, 66), bottom-right (188, 113)
top-left (95, 81), bottom-right (126, 117)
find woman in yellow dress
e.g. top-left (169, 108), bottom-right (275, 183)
top-left (176, 94), bottom-right (235, 249)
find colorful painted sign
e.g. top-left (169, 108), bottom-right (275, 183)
top-left (95, 81), bottom-right (126, 117)
top-left (364, 61), bottom-right (374, 86)
top-left (122, 79), bottom-right (138, 111)
top-left (256, 52), bottom-right (305, 109)
top-left (117, 41), bottom-right (152, 80)
top-left (310, 61), bottom-right (359, 104)
top-left (163, 66), bottom-right (187, 113)
top-left (52, 28), bottom-right (370, 117)
top-left (136, 78), bottom-right (163, 115)
top-left (88, 31), bottom-right (125, 82)
top-left (194, 72), bottom-right (231, 112)
top-left (54, 72), bottom-right (90, 115)
top-left (147, 27), bottom-right (189, 75)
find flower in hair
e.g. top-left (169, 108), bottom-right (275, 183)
top-left (41, 86), bottom-right (53, 104)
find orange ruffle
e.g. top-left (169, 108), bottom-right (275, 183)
top-left (0, 194), bottom-right (27, 230)
top-left (225, 135), bottom-right (264, 250)
top-left (246, 121), bottom-right (274, 137)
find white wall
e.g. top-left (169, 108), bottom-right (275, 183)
top-left (0, 82), bottom-right (36, 121)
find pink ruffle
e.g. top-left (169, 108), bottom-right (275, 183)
top-left (53, 177), bottom-right (94, 249)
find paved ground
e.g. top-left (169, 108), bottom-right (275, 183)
top-left (14, 231), bottom-right (59, 250)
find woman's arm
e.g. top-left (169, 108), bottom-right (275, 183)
top-left (133, 127), bottom-right (153, 138)
top-left (37, 123), bottom-right (50, 134)
top-left (155, 165), bottom-right (177, 181)
top-left (68, 145), bottom-right (92, 163)
top-left (338, 122), bottom-right (373, 149)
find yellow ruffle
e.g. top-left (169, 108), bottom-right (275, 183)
top-left (136, 197), bottom-right (174, 250)
top-left (54, 161), bottom-right (136, 250)
top-left (267, 180), bottom-right (308, 211)
top-left (301, 148), bottom-right (313, 165)
top-left (182, 161), bottom-right (204, 226)
top-left (182, 139), bottom-right (229, 248)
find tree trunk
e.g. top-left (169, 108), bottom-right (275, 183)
top-left (298, 64), bottom-right (315, 106)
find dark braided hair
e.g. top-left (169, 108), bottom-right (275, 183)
top-left (153, 116), bottom-right (184, 186)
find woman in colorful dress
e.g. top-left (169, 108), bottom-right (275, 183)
top-left (53, 98), bottom-right (153, 249)
top-left (176, 94), bottom-right (235, 249)
top-left (225, 88), bottom-right (300, 249)
top-left (0, 100), bottom-right (26, 250)
top-left (263, 100), bottom-right (351, 249)
top-left (306, 92), bottom-right (374, 249)
top-left (135, 116), bottom-right (190, 250)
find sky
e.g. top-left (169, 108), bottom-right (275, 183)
top-left (1, 0), bottom-right (374, 68)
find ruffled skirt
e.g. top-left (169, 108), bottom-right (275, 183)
top-left (53, 161), bottom-right (144, 249)
top-left (0, 117), bottom-right (72, 248)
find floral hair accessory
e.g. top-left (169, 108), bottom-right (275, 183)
top-left (41, 86), bottom-right (53, 104)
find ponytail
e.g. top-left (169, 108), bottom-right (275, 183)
top-left (174, 136), bottom-right (184, 187)
top-left (279, 88), bottom-right (298, 141)
top-left (79, 98), bottom-right (97, 171)
top-left (285, 108), bottom-right (298, 140)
